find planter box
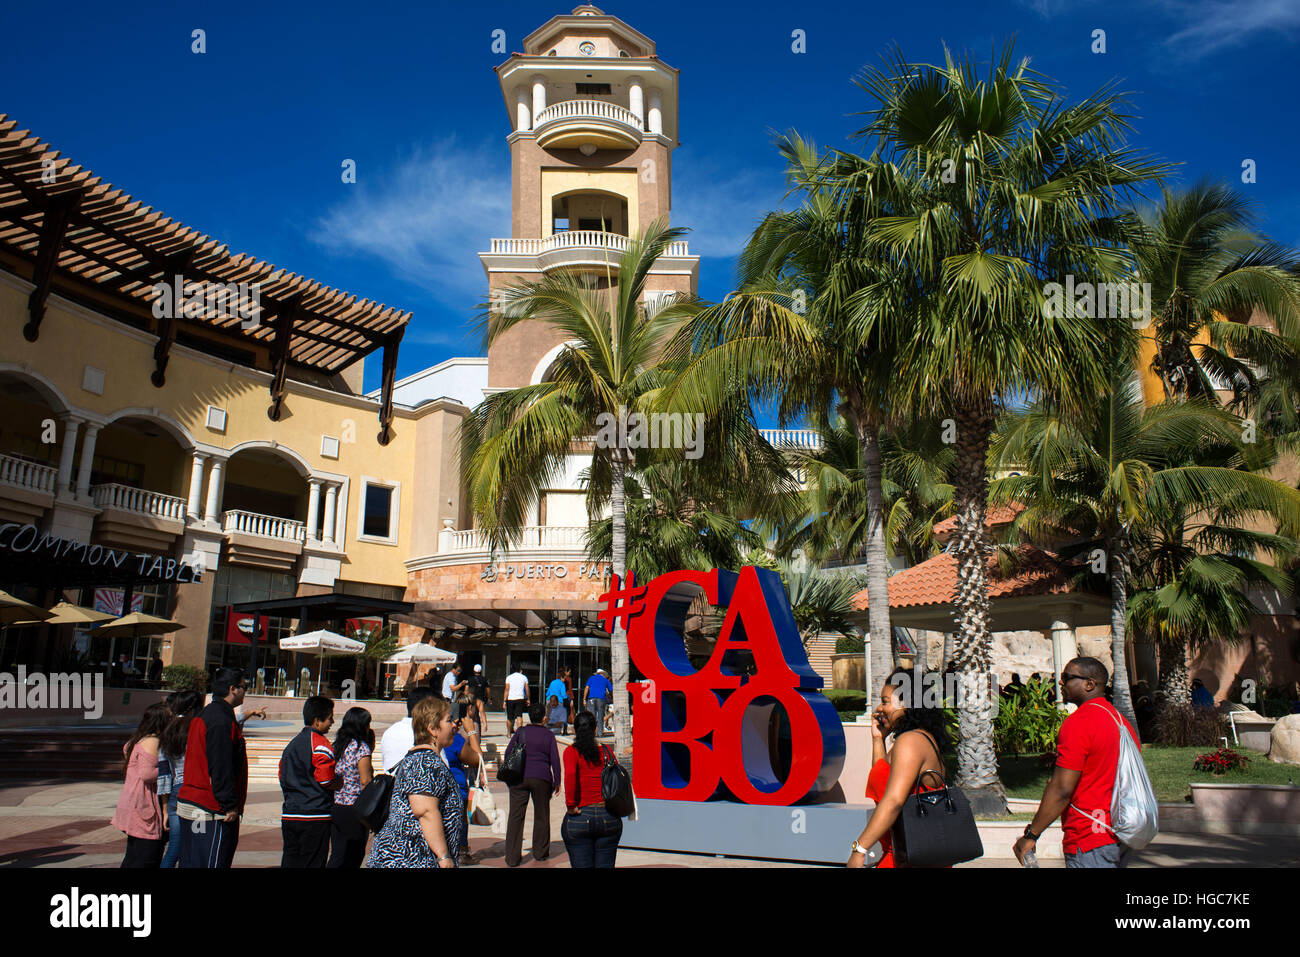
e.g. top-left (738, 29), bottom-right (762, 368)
top-left (1170, 783), bottom-right (1300, 836)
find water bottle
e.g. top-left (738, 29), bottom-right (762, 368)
top-left (1022, 849), bottom-right (1039, 868)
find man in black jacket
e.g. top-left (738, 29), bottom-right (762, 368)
top-left (279, 696), bottom-right (340, 867)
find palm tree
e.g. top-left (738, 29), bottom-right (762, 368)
top-left (461, 220), bottom-right (692, 756)
top-left (583, 457), bottom-right (770, 581)
top-left (1127, 499), bottom-right (1297, 707)
top-left (1135, 181), bottom-right (1300, 407)
top-left (664, 133), bottom-right (911, 706)
top-left (992, 369), bottom-right (1300, 733)
top-left (778, 561), bottom-right (866, 647)
top-left (852, 42), bottom-right (1169, 808)
top-left (461, 220), bottom-right (791, 756)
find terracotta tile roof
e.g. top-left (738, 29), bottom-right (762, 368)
top-left (931, 503), bottom-right (1024, 542)
top-left (850, 545), bottom-right (1080, 611)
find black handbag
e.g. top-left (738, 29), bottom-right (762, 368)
top-left (890, 733), bottom-right (983, 868)
top-left (497, 730), bottom-right (526, 786)
top-left (354, 773), bottom-right (395, 832)
top-left (599, 745), bottom-right (635, 818)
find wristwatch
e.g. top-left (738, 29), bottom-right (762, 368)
top-left (1023, 824), bottom-right (1041, 842)
top-left (851, 840), bottom-right (871, 855)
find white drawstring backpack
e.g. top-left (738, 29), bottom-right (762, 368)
top-left (1069, 702), bottom-right (1159, 850)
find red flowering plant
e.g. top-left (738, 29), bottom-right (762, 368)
top-left (1192, 747), bottom-right (1250, 774)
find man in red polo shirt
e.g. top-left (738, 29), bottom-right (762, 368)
top-left (1013, 657), bottom-right (1141, 868)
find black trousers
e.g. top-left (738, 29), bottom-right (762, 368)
top-left (121, 835), bottom-right (163, 868)
top-left (281, 818), bottom-right (331, 868)
top-left (327, 804), bottom-right (368, 869)
top-left (505, 777), bottom-right (552, 866)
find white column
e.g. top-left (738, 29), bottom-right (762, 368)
top-left (515, 86), bottom-right (532, 131)
top-left (306, 479), bottom-right (322, 542)
top-left (628, 75), bottom-right (644, 126)
top-left (74, 422), bottom-right (101, 501)
top-left (647, 88), bottom-right (663, 135)
top-left (185, 453), bottom-right (207, 523)
top-left (204, 458), bottom-right (225, 524)
top-left (531, 74), bottom-right (547, 123)
top-left (55, 416), bottom-right (82, 497)
top-left (322, 483), bottom-right (338, 545)
top-left (439, 518), bottom-right (455, 554)
top-left (1050, 614), bottom-right (1078, 707)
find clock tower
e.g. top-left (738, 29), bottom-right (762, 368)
top-left (479, 5), bottom-right (699, 389)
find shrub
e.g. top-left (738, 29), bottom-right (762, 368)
top-left (1193, 746), bottom-right (1250, 774)
top-left (834, 635), bottom-right (865, 654)
top-left (994, 681), bottom-right (1065, 754)
top-left (823, 689), bottom-right (866, 712)
top-left (1153, 703), bottom-right (1224, 747)
top-left (161, 664), bottom-right (207, 693)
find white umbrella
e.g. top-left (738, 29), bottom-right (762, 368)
top-left (383, 643), bottom-right (457, 665)
top-left (279, 629), bottom-right (366, 693)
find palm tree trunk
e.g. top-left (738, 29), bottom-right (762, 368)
top-left (949, 399), bottom-right (1006, 813)
top-left (1107, 536), bottom-right (1139, 736)
top-left (858, 418), bottom-right (894, 706)
top-left (1158, 638), bottom-right (1192, 706)
top-left (609, 450), bottom-right (632, 756)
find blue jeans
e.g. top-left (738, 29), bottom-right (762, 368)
top-left (1065, 842), bottom-right (1131, 868)
top-left (561, 803), bottom-right (622, 868)
top-left (160, 795), bottom-right (181, 868)
top-left (587, 698), bottom-right (607, 732)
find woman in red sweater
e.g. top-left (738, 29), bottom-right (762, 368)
top-left (561, 710), bottom-right (622, 868)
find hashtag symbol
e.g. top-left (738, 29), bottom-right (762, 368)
top-left (597, 571), bottom-right (647, 632)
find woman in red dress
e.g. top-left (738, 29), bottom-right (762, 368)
top-left (848, 668), bottom-right (949, 868)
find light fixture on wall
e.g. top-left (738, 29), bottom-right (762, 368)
top-left (579, 144), bottom-right (597, 156)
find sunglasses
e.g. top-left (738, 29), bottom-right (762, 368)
top-left (1060, 673), bottom-right (1089, 683)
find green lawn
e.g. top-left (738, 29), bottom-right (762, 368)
top-left (995, 747), bottom-right (1299, 803)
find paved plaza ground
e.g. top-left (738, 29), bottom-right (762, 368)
top-left (1, 719), bottom-right (1295, 869)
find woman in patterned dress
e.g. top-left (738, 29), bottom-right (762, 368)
top-left (367, 696), bottom-right (464, 868)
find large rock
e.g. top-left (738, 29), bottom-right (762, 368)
top-left (1269, 714), bottom-right (1300, 765)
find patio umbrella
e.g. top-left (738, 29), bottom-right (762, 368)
top-left (96, 612), bottom-right (185, 637)
top-left (0, 589), bottom-right (52, 626)
top-left (9, 601), bottom-right (116, 627)
top-left (279, 629), bottom-right (366, 693)
top-left (383, 643), bottom-right (457, 665)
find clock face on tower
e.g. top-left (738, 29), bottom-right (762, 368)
top-left (579, 41), bottom-right (596, 56)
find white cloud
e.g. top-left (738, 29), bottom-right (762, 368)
top-left (1159, 0), bottom-right (1300, 57)
top-left (310, 138), bottom-right (509, 307)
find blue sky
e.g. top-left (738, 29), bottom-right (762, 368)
top-left (3, 0), bottom-right (1297, 392)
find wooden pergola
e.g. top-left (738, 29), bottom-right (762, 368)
top-left (0, 115), bottom-right (411, 442)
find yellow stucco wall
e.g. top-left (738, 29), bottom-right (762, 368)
top-left (0, 278), bottom-right (426, 588)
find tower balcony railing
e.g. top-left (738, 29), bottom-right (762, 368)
top-left (0, 452), bottom-right (56, 495)
top-left (222, 509), bottom-right (307, 543)
top-left (487, 231), bottom-right (691, 272)
top-left (533, 99), bottom-right (643, 149)
top-left (91, 483), bottom-right (187, 521)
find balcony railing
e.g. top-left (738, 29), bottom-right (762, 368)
top-left (760, 429), bottom-right (824, 451)
top-left (488, 231), bottom-right (691, 258)
top-left (0, 453), bottom-right (56, 495)
top-left (222, 509), bottom-right (307, 543)
top-left (442, 525), bottom-right (587, 554)
top-left (534, 98), bottom-right (644, 131)
top-left (91, 483), bottom-right (187, 520)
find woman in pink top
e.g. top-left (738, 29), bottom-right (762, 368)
top-left (112, 702), bottom-right (171, 867)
